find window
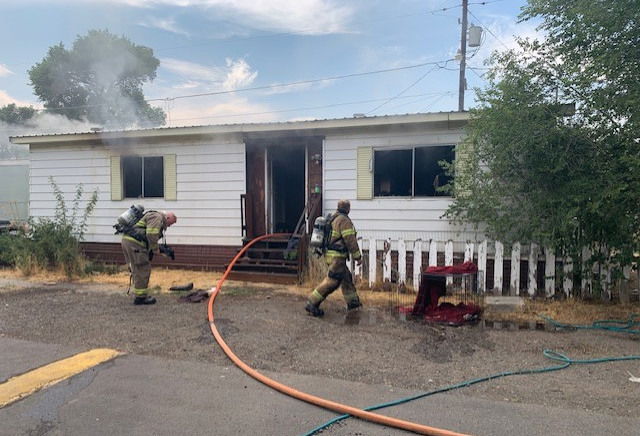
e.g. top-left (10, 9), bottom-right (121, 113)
top-left (373, 145), bottom-right (454, 197)
top-left (122, 156), bottom-right (164, 198)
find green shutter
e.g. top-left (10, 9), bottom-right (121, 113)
top-left (110, 156), bottom-right (122, 201)
top-left (164, 154), bottom-right (177, 201)
top-left (356, 146), bottom-right (373, 200)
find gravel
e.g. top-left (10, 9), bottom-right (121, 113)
top-left (1, 282), bottom-right (639, 418)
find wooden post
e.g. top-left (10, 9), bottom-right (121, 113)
top-left (383, 238), bottom-right (392, 283)
top-left (510, 242), bottom-right (521, 295)
top-left (545, 248), bottom-right (555, 297)
top-left (354, 237), bottom-right (363, 279)
top-left (445, 240), bottom-right (453, 287)
top-left (478, 240), bottom-right (487, 293)
top-left (398, 239), bottom-right (406, 284)
top-left (494, 241), bottom-right (504, 293)
top-left (429, 240), bottom-right (438, 266)
top-left (528, 243), bottom-right (538, 297)
top-left (369, 238), bottom-right (377, 287)
top-left (413, 239), bottom-right (423, 290)
top-left (464, 242), bottom-right (474, 263)
top-left (563, 257), bottom-right (573, 297)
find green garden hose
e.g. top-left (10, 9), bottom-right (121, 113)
top-left (304, 329), bottom-right (640, 435)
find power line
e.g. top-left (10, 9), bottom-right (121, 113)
top-left (365, 61), bottom-right (453, 114)
top-left (21, 59), bottom-right (453, 114)
top-left (166, 91), bottom-right (454, 124)
top-left (467, 8), bottom-right (510, 50)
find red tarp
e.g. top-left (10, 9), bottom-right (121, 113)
top-left (399, 262), bottom-right (482, 326)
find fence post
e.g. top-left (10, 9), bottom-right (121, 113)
top-left (510, 242), bottom-right (521, 295)
top-left (545, 248), bottom-right (555, 297)
top-left (478, 240), bottom-right (487, 293)
top-left (413, 239), bottom-right (423, 290)
top-left (445, 240), bottom-right (453, 287)
top-left (581, 247), bottom-right (592, 297)
top-left (429, 240), bottom-right (438, 266)
top-left (464, 242), bottom-right (475, 263)
top-left (563, 257), bottom-right (573, 297)
top-left (368, 238), bottom-right (377, 287)
top-left (354, 237), bottom-right (363, 280)
top-left (494, 241), bottom-right (504, 293)
top-left (398, 239), bottom-right (406, 284)
top-left (528, 243), bottom-right (538, 297)
top-left (383, 238), bottom-right (392, 283)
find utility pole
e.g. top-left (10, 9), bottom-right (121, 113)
top-left (458, 0), bottom-right (468, 112)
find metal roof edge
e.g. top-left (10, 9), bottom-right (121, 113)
top-left (9, 111), bottom-right (470, 144)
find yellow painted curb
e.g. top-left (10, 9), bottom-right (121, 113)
top-left (0, 348), bottom-right (122, 408)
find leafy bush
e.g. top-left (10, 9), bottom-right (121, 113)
top-left (3, 178), bottom-right (98, 277)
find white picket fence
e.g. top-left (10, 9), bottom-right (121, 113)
top-left (351, 238), bottom-right (633, 299)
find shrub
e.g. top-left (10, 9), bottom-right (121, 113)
top-left (4, 178), bottom-right (98, 277)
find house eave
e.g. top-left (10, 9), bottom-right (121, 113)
top-left (9, 111), bottom-right (470, 145)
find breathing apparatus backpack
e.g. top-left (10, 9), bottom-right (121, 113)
top-left (113, 204), bottom-right (145, 237)
top-left (309, 213), bottom-right (334, 257)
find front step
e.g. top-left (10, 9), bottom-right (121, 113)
top-left (227, 237), bottom-right (301, 280)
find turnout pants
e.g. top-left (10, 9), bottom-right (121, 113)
top-left (121, 238), bottom-right (151, 296)
top-left (309, 257), bottom-right (359, 306)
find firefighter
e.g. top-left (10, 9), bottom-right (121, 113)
top-left (305, 199), bottom-right (362, 317)
top-left (121, 210), bottom-right (177, 305)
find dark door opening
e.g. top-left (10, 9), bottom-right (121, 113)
top-left (269, 144), bottom-right (305, 233)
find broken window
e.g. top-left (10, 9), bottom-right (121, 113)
top-left (122, 156), bottom-right (164, 198)
top-left (373, 145), bottom-right (454, 197)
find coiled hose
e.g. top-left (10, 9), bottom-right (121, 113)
top-left (207, 233), bottom-right (470, 436)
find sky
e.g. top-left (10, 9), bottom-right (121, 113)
top-left (0, 0), bottom-right (541, 131)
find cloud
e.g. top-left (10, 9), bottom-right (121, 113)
top-left (162, 96), bottom-right (276, 126)
top-left (137, 16), bottom-right (190, 36)
top-left (100, 0), bottom-right (354, 34)
top-left (0, 64), bottom-right (13, 77)
top-left (159, 57), bottom-right (257, 91)
top-left (0, 90), bottom-right (40, 108)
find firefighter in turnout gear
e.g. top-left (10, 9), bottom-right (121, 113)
top-left (121, 210), bottom-right (177, 305)
top-left (306, 199), bottom-right (362, 317)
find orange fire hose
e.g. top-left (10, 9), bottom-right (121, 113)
top-left (207, 233), bottom-right (471, 436)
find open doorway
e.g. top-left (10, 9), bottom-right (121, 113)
top-left (268, 144), bottom-right (305, 233)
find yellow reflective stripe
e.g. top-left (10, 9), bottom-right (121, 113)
top-left (330, 230), bottom-right (340, 237)
top-left (352, 251), bottom-right (362, 259)
top-left (146, 227), bottom-right (161, 234)
top-left (135, 219), bottom-right (146, 227)
top-left (132, 287), bottom-right (148, 296)
top-left (122, 235), bottom-right (147, 247)
top-left (341, 228), bottom-right (356, 236)
top-left (312, 290), bottom-right (324, 300)
top-left (325, 250), bottom-right (347, 258)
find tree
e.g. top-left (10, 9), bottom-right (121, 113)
top-left (0, 104), bottom-right (36, 125)
top-left (445, 0), bottom-right (640, 295)
top-left (29, 29), bottom-right (165, 128)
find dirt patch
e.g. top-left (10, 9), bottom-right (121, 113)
top-left (1, 279), bottom-right (639, 419)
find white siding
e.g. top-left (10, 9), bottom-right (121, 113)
top-left (30, 140), bottom-right (246, 246)
top-left (323, 128), bottom-right (480, 244)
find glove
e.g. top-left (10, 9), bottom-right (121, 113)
top-left (148, 250), bottom-right (154, 261)
top-left (160, 244), bottom-right (175, 260)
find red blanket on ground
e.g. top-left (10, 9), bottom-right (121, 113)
top-left (399, 262), bottom-right (482, 326)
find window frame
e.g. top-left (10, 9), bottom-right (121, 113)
top-left (121, 155), bottom-right (165, 199)
top-left (372, 144), bottom-right (455, 199)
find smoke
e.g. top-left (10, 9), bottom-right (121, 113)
top-left (0, 113), bottom-right (95, 160)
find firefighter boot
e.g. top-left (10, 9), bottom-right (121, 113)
top-left (347, 298), bottom-right (362, 311)
top-left (134, 295), bottom-right (157, 305)
top-left (305, 302), bottom-right (324, 317)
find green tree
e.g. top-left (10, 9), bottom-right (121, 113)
top-left (0, 103), bottom-right (36, 125)
top-left (29, 29), bottom-right (165, 128)
top-left (445, 0), bottom-right (640, 295)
